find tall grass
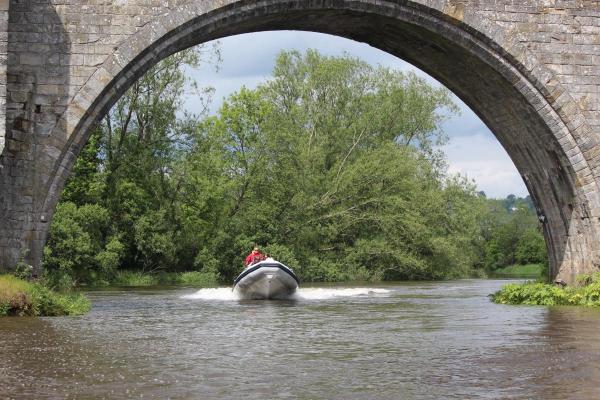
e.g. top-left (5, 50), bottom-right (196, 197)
top-left (491, 263), bottom-right (544, 278)
top-left (110, 270), bottom-right (219, 287)
top-left (0, 274), bottom-right (90, 316)
top-left (111, 270), bottom-right (159, 286)
top-left (173, 271), bottom-right (219, 286)
top-left (0, 275), bottom-right (32, 315)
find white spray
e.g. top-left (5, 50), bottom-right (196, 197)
top-left (181, 287), bottom-right (390, 301)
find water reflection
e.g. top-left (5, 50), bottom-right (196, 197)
top-left (2, 281), bottom-right (600, 399)
top-left (518, 307), bottom-right (600, 400)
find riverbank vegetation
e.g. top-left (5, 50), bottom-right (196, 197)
top-left (43, 47), bottom-right (547, 287)
top-left (0, 275), bottom-right (90, 316)
top-left (490, 264), bottom-right (544, 278)
top-left (110, 270), bottom-right (219, 287)
top-left (479, 195), bottom-right (547, 275)
top-left (491, 273), bottom-right (600, 306)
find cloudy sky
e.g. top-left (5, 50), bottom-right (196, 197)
top-left (182, 31), bottom-right (528, 199)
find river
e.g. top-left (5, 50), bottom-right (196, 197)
top-left (2, 279), bottom-right (600, 399)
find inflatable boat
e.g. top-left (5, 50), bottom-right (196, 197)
top-left (233, 258), bottom-right (299, 299)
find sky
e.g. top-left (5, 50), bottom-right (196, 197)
top-left (182, 31), bottom-right (528, 199)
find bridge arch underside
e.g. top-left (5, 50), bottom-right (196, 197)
top-left (11, 2), bottom-right (600, 282)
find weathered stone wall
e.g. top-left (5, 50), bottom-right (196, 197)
top-left (0, 0), bottom-right (8, 154)
top-left (0, 0), bottom-right (599, 282)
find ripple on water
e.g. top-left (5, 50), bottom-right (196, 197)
top-left (180, 287), bottom-right (391, 301)
top-left (2, 280), bottom-right (600, 399)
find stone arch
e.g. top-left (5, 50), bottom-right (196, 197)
top-left (33, 0), bottom-right (600, 281)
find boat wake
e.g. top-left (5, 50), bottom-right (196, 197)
top-left (181, 288), bottom-right (239, 301)
top-left (181, 287), bottom-right (391, 301)
top-left (293, 287), bottom-right (390, 300)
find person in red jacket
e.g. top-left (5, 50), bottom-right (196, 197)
top-left (244, 247), bottom-right (266, 267)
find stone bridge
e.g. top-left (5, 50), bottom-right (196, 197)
top-left (0, 0), bottom-right (599, 282)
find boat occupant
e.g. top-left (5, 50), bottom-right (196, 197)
top-left (244, 247), bottom-right (266, 267)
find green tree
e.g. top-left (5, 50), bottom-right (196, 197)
top-left (516, 228), bottom-right (547, 265)
top-left (43, 202), bottom-right (124, 287)
top-left (61, 127), bottom-right (104, 205)
top-left (45, 45), bottom-right (220, 283)
top-left (481, 195), bottom-right (546, 270)
top-left (48, 48), bottom-right (503, 284)
top-left (177, 50), bottom-right (479, 281)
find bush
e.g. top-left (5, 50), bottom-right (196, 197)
top-left (28, 284), bottom-right (91, 316)
top-left (0, 275), bottom-right (90, 317)
top-left (111, 270), bottom-right (158, 286)
top-left (133, 210), bottom-right (179, 270)
top-left (43, 202), bottom-right (117, 286)
top-left (0, 275), bottom-right (33, 315)
top-left (193, 248), bottom-right (220, 275)
top-left (515, 229), bottom-right (547, 265)
top-left (109, 270), bottom-right (219, 287)
top-left (491, 282), bottom-right (568, 306)
top-left (164, 271), bottom-right (219, 286)
top-left (297, 257), bottom-right (345, 282)
top-left (41, 267), bottom-right (77, 291)
top-left (14, 249), bottom-right (33, 280)
top-left (263, 244), bottom-right (299, 270)
top-left (491, 263), bottom-right (544, 278)
top-left (491, 273), bottom-right (600, 307)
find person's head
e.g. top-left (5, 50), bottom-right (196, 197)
top-left (252, 246), bottom-right (259, 253)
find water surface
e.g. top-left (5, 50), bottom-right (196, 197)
top-left (2, 280), bottom-right (600, 399)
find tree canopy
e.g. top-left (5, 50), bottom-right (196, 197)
top-left (44, 48), bottom-right (546, 287)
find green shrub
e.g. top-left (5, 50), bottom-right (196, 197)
top-left (0, 275), bottom-right (33, 316)
top-left (263, 244), bottom-right (299, 270)
top-left (111, 270), bottom-right (158, 286)
top-left (297, 257), bottom-right (346, 282)
top-left (0, 275), bottom-right (90, 317)
top-left (109, 270), bottom-right (219, 287)
top-left (491, 282), bottom-right (568, 306)
top-left (43, 202), bottom-right (116, 286)
top-left (133, 210), bottom-right (179, 270)
top-left (14, 249), bottom-right (33, 280)
top-left (515, 228), bottom-right (547, 265)
top-left (28, 284), bottom-right (91, 316)
top-left (491, 273), bottom-right (600, 307)
top-left (193, 248), bottom-right (220, 275)
top-left (40, 267), bottom-right (76, 291)
top-left (492, 264), bottom-right (544, 278)
top-left (164, 271), bottom-right (219, 286)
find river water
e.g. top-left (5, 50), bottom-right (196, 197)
top-left (2, 279), bottom-right (600, 399)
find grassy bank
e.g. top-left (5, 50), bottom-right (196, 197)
top-left (108, 270), bottom-right (219, 287)
top-left (491, 272), bottom-right (600, 307)
top-left (490, 264), bottom-right (544, 278)
top-left (0, 275), bottom-right (90, 316)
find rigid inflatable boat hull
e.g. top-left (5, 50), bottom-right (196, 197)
top-left (233, 261), bottom-right (299, 300)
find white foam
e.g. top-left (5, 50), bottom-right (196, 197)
top-left (181, 287), bottom-right (391, 301)
top-left (181, 288), bottom-right (239, 301)
top-left (294, 287), bottom-right (391, 300)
